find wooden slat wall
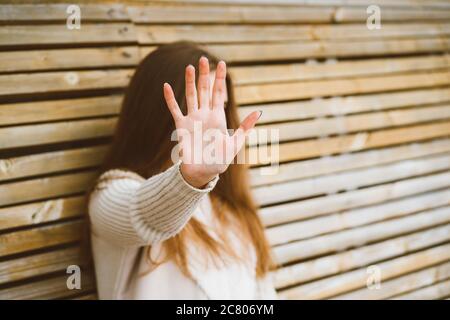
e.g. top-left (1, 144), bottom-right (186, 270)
top-left (0, 0), bottom-right (449, 300)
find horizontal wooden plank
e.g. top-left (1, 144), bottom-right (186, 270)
top-left (392, 278), bottom-right (450, 299)
top-left (254, 153), bottom-right (450, 206)
top-left (129, 3), bottom-right (450, 23)
top-left (140, 37), bottom-right (450, 64)
top-left (0, 118), bottom-right (117, 149)
top-left (232, 55), bottom-right (450, 85)
top-left (248, 121), bottom-right (450, 164)
top-left (273, 206), bottom-right (450, 265)
top-left (273, 224), bottom-right (450, 288)
top-left (236, 70), bottom-right (450, 104)
top-left (333, 261), bottom-right (450, 299)
top-left (146, 0), bottom-right (450, 9)
top-left (202, 38), bottom-right (450, 62)
top-left (136, 24), bottom-right (312, 44)
top-left (137, 23), bottom-right (450, 44)
top-left (0, 196), bottom-right (85, 231)
top-left (0, 246), bottom-right (81, 285)
top-left (336, 7), bottom-right (450, 22)
top-left (0, 4), bottom-right (129, 22)
top-left (241, 88), bottom-right (450, 124)
top-left (0, 24), bottom-right (136, 47)
top-left (259, 171), bottom-right (450, 227)
top-left (128, 4), bottom-right (334, 23)
top-left (306, 22), bottom-right (450, 39)
top-left (279, 242), bottom-right (450, 299)
top-left (0, 220), bottom-right (83, 257)
top-left (0, 69), bottom-right (133, 96)
top-left (267, 189), bottom-right (450, 246)
top-left (0, 95), bottom-right (121, 126)
top-left (0, 171), bottom-right (96, 207)
top-left (0, 47), bottom-right (139, 73)
top-left (0, 146), bottom-right (107, 181)
top-left (252, 104), bottom-right (450, 145)
top-left (0, 272), bottom-right (94, 300)
top-left (251, 138), bottom-right (450, 187)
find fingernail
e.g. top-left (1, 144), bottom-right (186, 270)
top-left (257, 110), bottom-right (263, 120)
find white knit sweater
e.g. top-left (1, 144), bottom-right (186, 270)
top-left (88, 161), bottom-right (277, 299)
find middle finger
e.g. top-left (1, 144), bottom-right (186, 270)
top-left (185, 64), bottom-right (198, 113)
top-left (197, 56), bottom-right (210, 109)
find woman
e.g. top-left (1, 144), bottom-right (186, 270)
top-left (88, 42), bottom-right (276, 299)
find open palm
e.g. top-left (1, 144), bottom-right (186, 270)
top-left (163, 57), bottom-right (261, 188)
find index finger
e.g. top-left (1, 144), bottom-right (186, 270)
top-left (163, 82), bottom-right (183, 122)
top-left (212, 61), bottom-right (227, 110)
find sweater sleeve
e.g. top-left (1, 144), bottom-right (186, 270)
top-left (88, 161), bottom-right (218, 246)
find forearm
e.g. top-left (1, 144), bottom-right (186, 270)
top-left (129, 161), bottom-right (218, 243)
top-left (89, 161), bottom-right (218, 246)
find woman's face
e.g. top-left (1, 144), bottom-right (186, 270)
top-left (209, 71), bottom-right (228, 108)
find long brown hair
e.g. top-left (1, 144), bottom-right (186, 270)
top-left (90, 41), bottom-right (272, 278)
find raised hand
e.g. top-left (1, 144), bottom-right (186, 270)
top-left (163, 57), bottom-right (261, 188)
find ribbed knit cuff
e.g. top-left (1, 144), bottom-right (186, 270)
top-left (129, 161), bottom-right (219, 243)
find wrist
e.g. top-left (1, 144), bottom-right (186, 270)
top-left (180, 163), bottom-right (217, 189)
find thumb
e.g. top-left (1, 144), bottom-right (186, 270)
top-left (232, 110), bottom-right (262, 152)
